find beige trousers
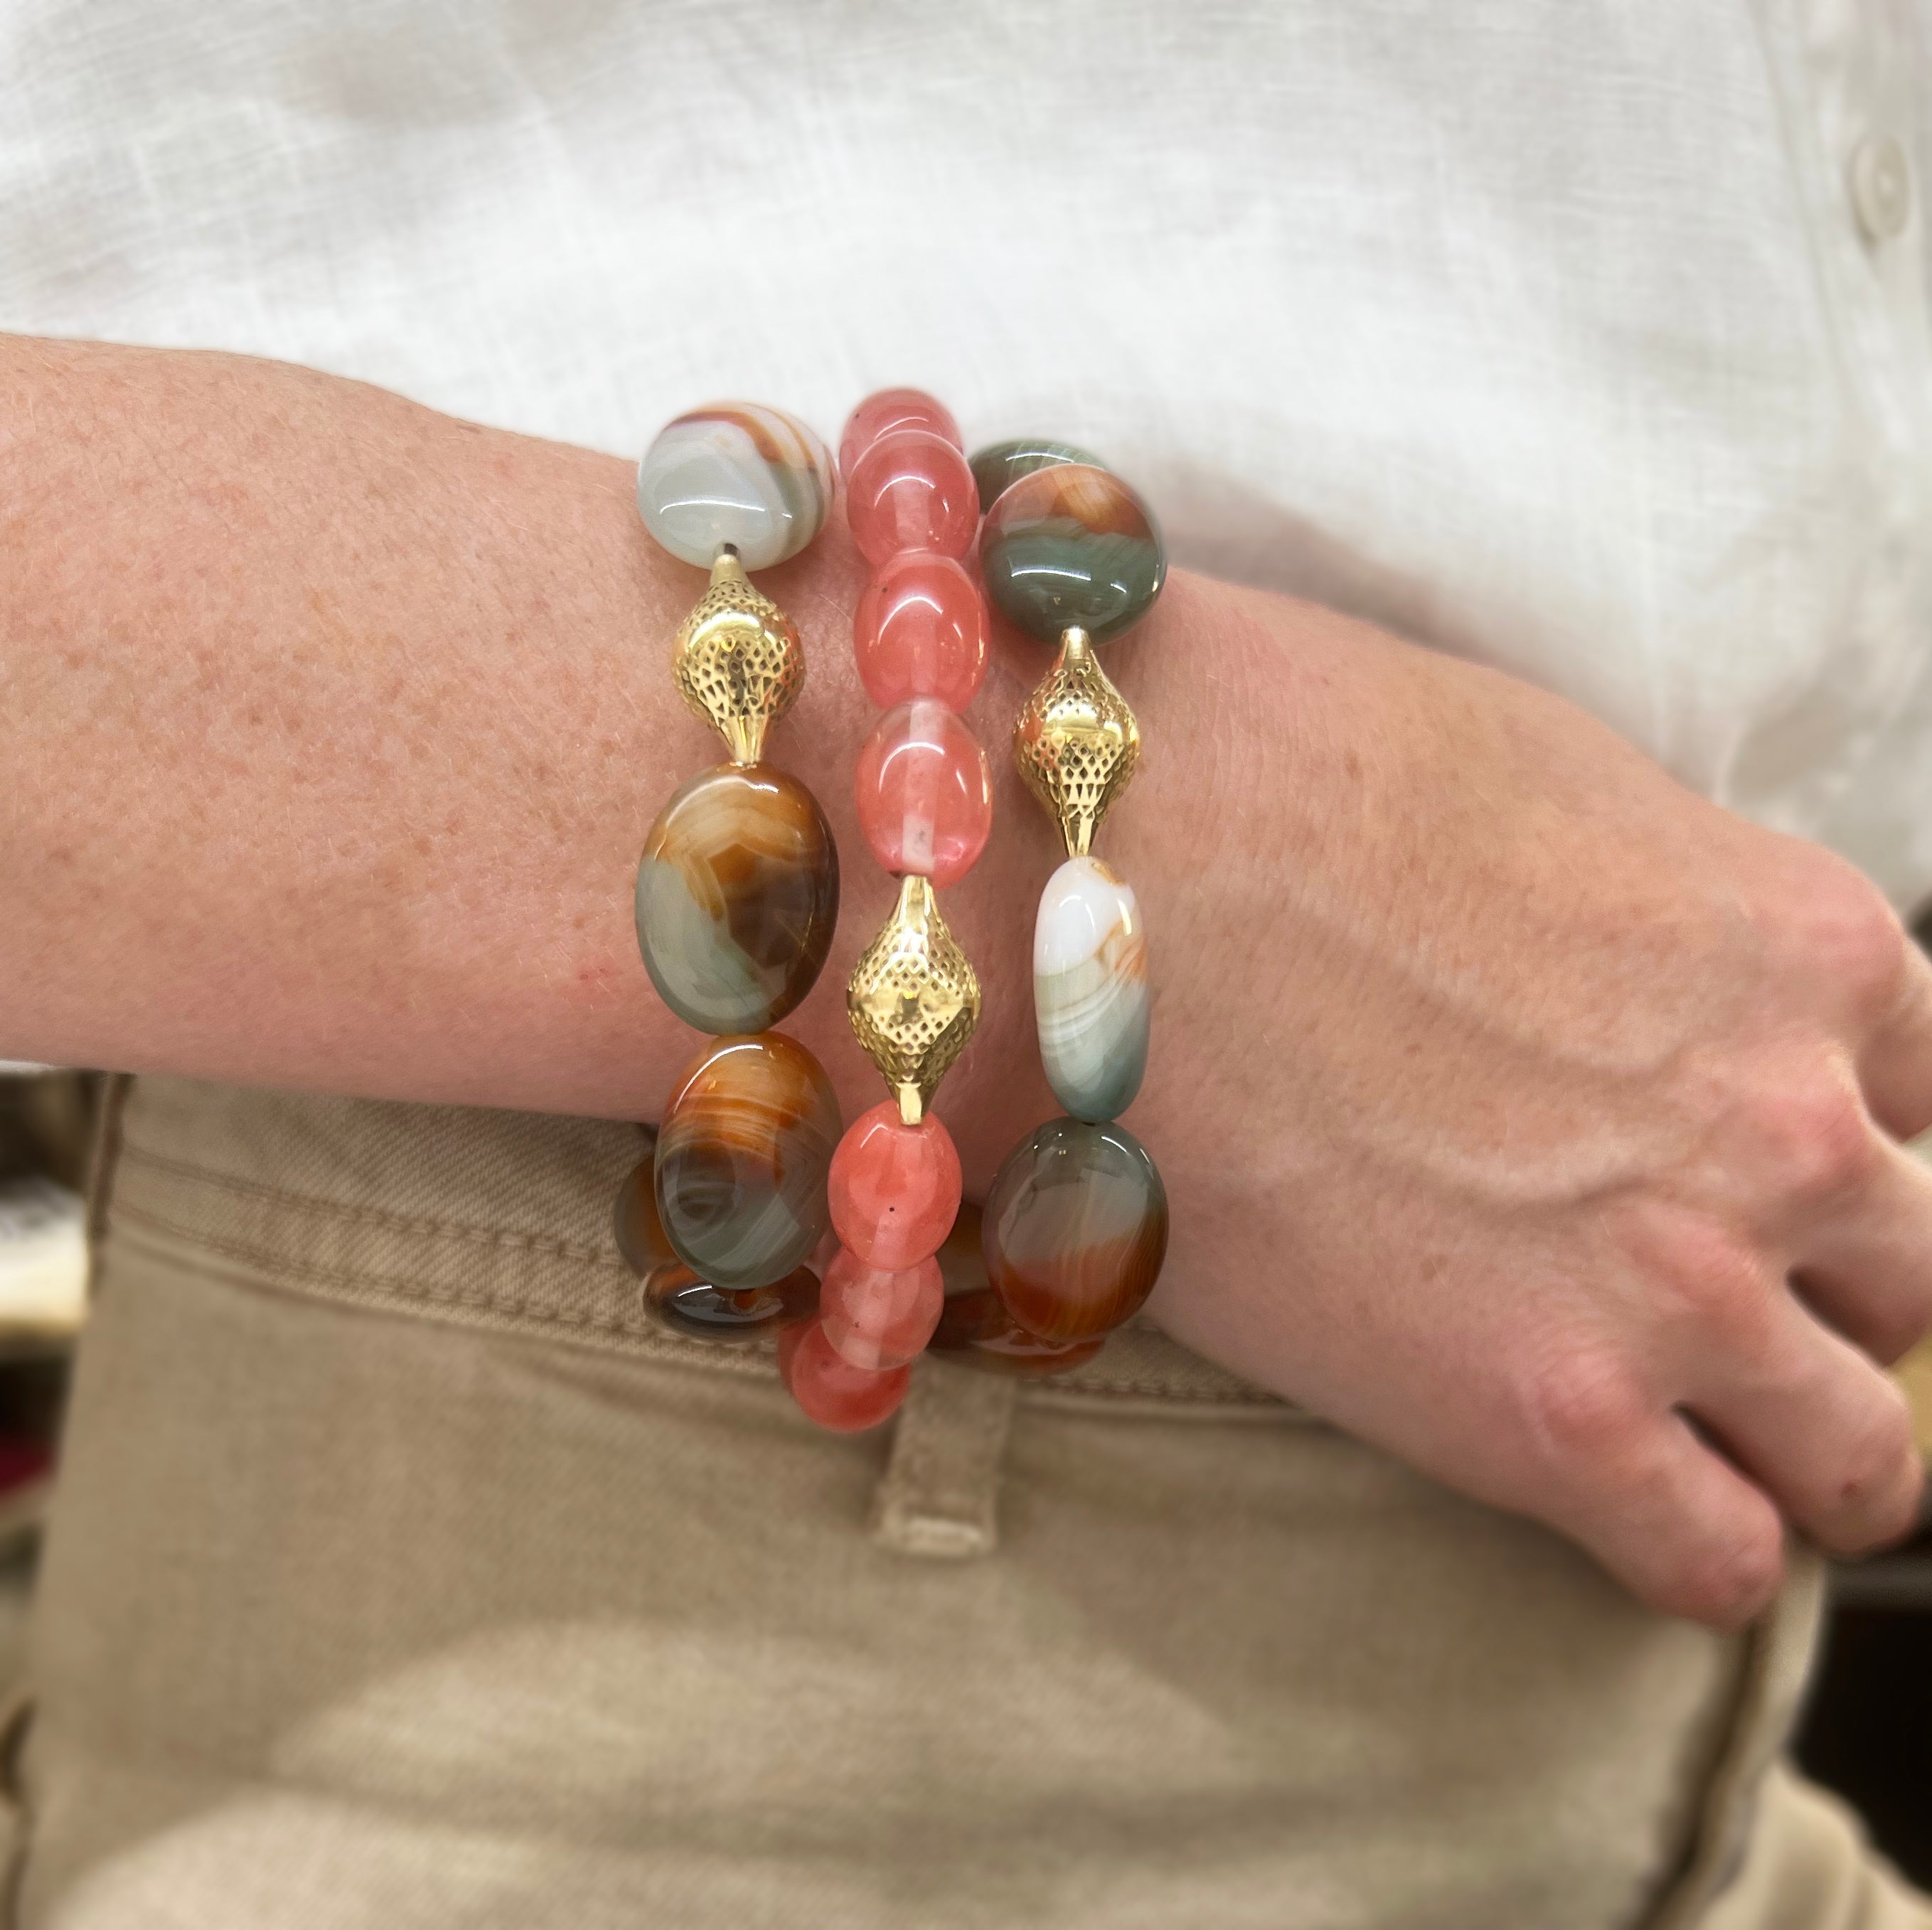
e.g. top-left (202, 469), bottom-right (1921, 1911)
top-left (4, 1077), bottom-right (1925, 1928)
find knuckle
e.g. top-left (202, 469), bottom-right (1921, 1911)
top-left (1510, 1344), bottom-right (1650, 1470)
top-left (1650, 1216), bottom-right (1771, 1340)
top-left (1746, 1076), bottom-right (1877, 1212)
top-left (1789, 860), bottom-right (1907, 1020)
top-left (1817, 1382), bottom-right (1921, 1552)
top-left (1660, 1515), bottom-right (1786, 1627)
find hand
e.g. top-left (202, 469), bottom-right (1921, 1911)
top-left (937, 567), bottom-right (1931, 1628)
top-left (11, 341), bottom-right (1923, 1628)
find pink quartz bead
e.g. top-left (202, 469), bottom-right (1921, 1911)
top-left (853, 551), bottom-right (989, 711)
top-left (820, 1246), bottom-right (945, 1372)
top-left (838, 388), bottom-right (963, 480)
top-left (830, 1100), bottom-right (964, 1268)
top-left (779, 1316), bottom-right (909, 1431)
top-left (854, 700), bottom-right (993, 888)
top-left (845, 430), bottom-right (979, 565)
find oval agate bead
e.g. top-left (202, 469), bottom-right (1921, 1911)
top-left (613, 1149), bottom-right (673, 1278)
top-left (820, 1247), bottom-right (944, 1372)
top-left (644, 1262), bottom-right (820, 1343)
top-left (853, 552), bottom-right (989, 711)
top-left (929, 1203), bottom-right (1104, 1376)
top-left (846, 430), bottom-right (980, 566)
top-left (636, 402), bottom-right (833, 570)
top-left (839, 388), bottom-right (962, 480)
top-left (979, 463), bottom-right (1165, 645)
top-left (779, 1317), bottom-right (911, 1431)
top-left (828, 1101), bottom-right (962, 1269)
top-left (968, 438), bottom-right (1105, 515)
top-left (636, 762), bottom-right (838, 1035)
top-left (1035, 857), bottom-right (1149, 1124)
top-left (853, 700), bottom-right (993, 890)
top-left (981, 1117), bottom-right (1168, 1345)
top-left (655, 1033), bottom-right (842, 1291)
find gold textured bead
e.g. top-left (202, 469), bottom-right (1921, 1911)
top-left (847, 874), bottom-right (981, 1123)
top-left (671, 549), bottom-right (804, 764)
top-left (1013, 627), bottom-right (1141, 857)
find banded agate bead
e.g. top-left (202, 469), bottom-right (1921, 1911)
top-left (846, 430), bottom-right (979, 566)
top-left (613, 1147), bottom-right (673, 1277)
top-left (929, 1203), bottom-right (1104, 1377)
top-left (636, 402), bottom-right (833, 570)
top-left (853, 552), bottom-right (988, 711)
top-left (828, 1101), bottom-right (962, 1269)
top-left (982, 1117), bottom-right (1168, 1344)
top-left (979, 463), bottom-right (1165, 644)
top-left (839, 388), bottom-right (962, 479)
top-left (644, 1263), bottom-right (819, 1343)
top-left (1035, 857), bottom-right (1149, 1123)
top-left (854, 700), bottom-right (993, 890)
top-left (655, 1033), bottom-right (841, 1290)
top-left (636, 763), bottom-right (838, 1035)
top-left (820, 1247), bottom-right (944, 1371)
top-left (968, 438), bottom-right (1104, 514)
top-left (779, 1318), bottom-right (910, 1431)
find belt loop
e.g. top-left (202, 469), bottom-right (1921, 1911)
top-left (869, 1356), bottom-right (1018, 1559)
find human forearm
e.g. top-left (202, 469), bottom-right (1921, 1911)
top-left (0, 337), bottom-right (869, 1116)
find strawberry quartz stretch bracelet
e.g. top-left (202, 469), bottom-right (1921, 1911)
top-left (617, 391), bottom-right (1170, 1433)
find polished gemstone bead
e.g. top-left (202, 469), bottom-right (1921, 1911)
top-left (854, 700), bottom-right (992, 889)
top-left (968, 438), bottom-right (1105, 515)
top-left (637, 402), bottom-right (833, 570)
top-left (853, 552), bottom-right (988, 711)
top-left (636, 762), bottom-right (838, 1035)
top-left (846, 430), bottom-right (979, 566)
top-left (982, 1116), bottom-right (1168, 1344)
top-left (1035, 857), bottom-right (1149, 1123)
top-left (820, 1246), bottom-right (944, 1371)
top-left (838, 388), bottom-right (964, 480)
top-left (930, 1284), bottom-right (1105, 1377)
top-left (655, 1033), bottom-right (842, 1290)
top-left (779, 1316), bottom-right (911, 1431)
top-left (829, 1101), bottom-right (962, 1268)
top-left (642, 1262), bottom-right (819, 1343)
top-left (979, 463), bottom-right (1165, 645)
top-left (929, 1199), bottom-right (1102, 1373)
top-left (612, 1149), bottom-right (673, 1277)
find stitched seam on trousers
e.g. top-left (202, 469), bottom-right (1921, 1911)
top-left (110, 1200), bottom-right (703, 1349)
top-left (115, 1141), bottom-right (614, 1264)
top-left (110, 1196), bottom-right (1292, 1412)
top-left (108, 1210), bottom-right (783, 1384)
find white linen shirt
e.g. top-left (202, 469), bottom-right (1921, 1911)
top-left (4, 0), bottom-right (1931, 907)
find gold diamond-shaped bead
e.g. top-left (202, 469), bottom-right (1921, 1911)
top-left (848, 875), bottom-right (981, 1122)
top-left (671, 549), bottom-right (804, 764)
top-left (1013, 627), bottom-right (1141, 856)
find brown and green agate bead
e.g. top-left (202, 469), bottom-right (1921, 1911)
top-left (981, 1116), bottom-right (1168, 1345)
top-left (643, 1262), bottom-right (820, 1343)
top-left (635, 762), bottom-right (838, 1036)
top-left (967, 438), bottom-right (1105, 515)
top-left (654, 1033), bottom-right (842, 1291)
top-left (978, 463), bottom-right (1165, 646)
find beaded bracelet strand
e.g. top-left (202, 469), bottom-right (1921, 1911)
top-left (617, 403), bottom-right (845, 1343)
top-left (777, 389), bottom-right (995, 1430)
top-left (935, 442), bottom-right (1171, 1368)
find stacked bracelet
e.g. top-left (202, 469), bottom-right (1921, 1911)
top-left (778, 390), bottom-right (995, 1430)
top-left (618, 403), bottom-right (845, 1343)
top-left (934, 443), bottom-right (1170, 1367)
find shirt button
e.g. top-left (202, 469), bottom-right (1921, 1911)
top-left (1850, 134), bottom-right (1912, 242)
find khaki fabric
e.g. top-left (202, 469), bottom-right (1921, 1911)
top-left (5, 1076), bottom-right (1926, 1927)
